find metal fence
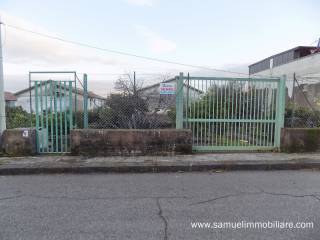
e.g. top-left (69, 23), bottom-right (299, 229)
top-left (5, 72), bottom-right (178, 132)
top-left (7, 72), bottom-right (320, 133)
top-left (82, 73), bottom-right (177, 129)
top-left (285, 75), bottom-right (320, 128)
top-left (177, 74), bottom-right (285, 151)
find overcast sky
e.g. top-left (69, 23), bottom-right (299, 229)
top-left (0, 0), bottom-right (319, 95)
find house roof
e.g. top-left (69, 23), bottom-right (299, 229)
top-left (249, 46), bottom-right (318, 67)
top-left (139, 77), bottom-right (204, 93)
top-left (14, 80), bottom-right (107, 100)
top-left (5, 92), bottom-right (17, 101)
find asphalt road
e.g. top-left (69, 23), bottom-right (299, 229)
top-left (0, 171), bottom-right (319, 240)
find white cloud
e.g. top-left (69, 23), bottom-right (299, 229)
top-left (134, 25), bottom-right (176, 54)
top-left (0, 11), bottom-right (124, 69)
top-left (125, 0), bottom-right (156, 7)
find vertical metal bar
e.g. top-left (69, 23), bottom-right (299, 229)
top-left (185, 73), bottom-right (189, 129)
top-left (231, 81), bottom-right (234, 145)
top-left (83, 74), bottom-right (88, 129)
top-left (54, 81), bottom-right (58, 152)
top-left (192, 79), bottom-right (195, 145)
top-left (34, 81), bottom-right (40, 153)
top-left (74, 73), bottom-right (77, 128)
top-left (261, 81), bottom-right (265, 146)
top-left (234, 81), bottom-right (238, 146)
top-left (216, 81), bottom-right (219, 145)
top-left (274, 76), bottom-right (286, 148)
top-left (64, 81), bottom-right (68, 152)
top-left (208, 80), bottom-right (212, 146)
top-left (219, 80), bottom-right (222, 145)
top-left (59, 82), bottom-right (63, 152)
top-left (238, 81), bottom-right (242, 146)
top-left (205, 79), bottom-right (207, 145)
top-left (197, 79), bottom-right (200, 145)
top-left (69, 81), bottom-right (73, 140)
top-left (274, 80), bottom-right (280, 148)
top-left (212, 81), bottom-right (215, 146)
top-left (251, 83), bottom-right (254, 146)
top-left (28, 72), bottom-right (33, 127)
top-left (249, 81), bottom-right (253, 146)
top-left (266, 83), bottom-right (270, 146)
top-left (263, 82), bottom-right (268, 146)
top-left (40, 82), bottom-right (44, 153)
top-left (45, 82), bottom-right (48, 152)
top-left (227, 81), bottom-right (231, 146)
top-left (175, 73), bottom-right (184, 129)
top-left (245, 80), bottom-right (249, 146)
top-left (201, 79), bottom-right (203, 145)
top-left (270, 83), bottom-right (275, 146)
top-left (256, 82), bottom-right (261, 146)
top-left (50, 81), bottom-right (53, 152)
top-left (223, 81), bottom-right (227, 146)
top-left (259, 82), bottom-right (264, 146)
top-left (241, 82), bottom-right (245, 146)
top-left (291, 73), bottom-right (296, 127)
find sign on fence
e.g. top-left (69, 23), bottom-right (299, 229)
top-left (159, 83), bottom-right (175, 95)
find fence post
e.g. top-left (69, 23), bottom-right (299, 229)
top-left (83, 73), bottom-right (88, 129)
top-left (176, 72), bottom-right (184, 129)
top-left (279, 75), bottom-right (286, 128)
top-left (274, 75), bottom-right (286, 149)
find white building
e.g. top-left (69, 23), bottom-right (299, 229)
top-left (14, 81), bottom-right (107, 113)
top-left (139, 78), bottom-right (203, 113)
top-left (249, 46), bottom-right (320, 95)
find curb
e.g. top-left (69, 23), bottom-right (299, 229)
top-left (0, 161), bottom-right (320, 175)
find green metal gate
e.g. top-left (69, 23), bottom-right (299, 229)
top-left (175, 73), bottom-right (286, 151)
top-left (30, 71), bottom-right (87, 153)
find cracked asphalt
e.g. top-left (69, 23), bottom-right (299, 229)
top-left (0, 171), bottom-right (320, 239)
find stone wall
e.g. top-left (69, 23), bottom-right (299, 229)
top-left (1, 128), bottom-right (37, 156)
top-left (281, 128), bottom-right (320, 153)
top-left (71, 129), bottom-right (192, 156)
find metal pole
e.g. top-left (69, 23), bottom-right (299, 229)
top-left (83, 74), bottom-right (88, 128)
top-left (0, 19), bottom-right (6, 133)
top-left (133, 71), bottom-right (136, 96)
top-left (29, 72), bottom-right (33, 127)
top-left (291, 73), bottom-right (296, 127)
top-left (274, 75), bottom-right (286, 149)
top-left (176, 72), bottom-right (184, 129)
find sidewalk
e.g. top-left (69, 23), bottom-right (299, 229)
top-left (0, 153), bottom-right (320, 175)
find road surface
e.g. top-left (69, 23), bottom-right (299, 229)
top-left (0, 171), bottom-right (319, 239)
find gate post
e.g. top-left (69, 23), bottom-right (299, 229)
top-left (176, 72), bottom-right (184, 129)
top-left (274, 75), bottom-right (286, 149)
top-left (83, 74), bottom-right (88, 128)
top-left (279, 75), bottom-right (286, 128)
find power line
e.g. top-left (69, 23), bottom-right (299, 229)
top-left (1, 21), bottom-right (251, 76)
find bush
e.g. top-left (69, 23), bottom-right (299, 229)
top-left (5, 106), bottom-right (35, 129)
top-left (87, 93), bottom-right (175, 129)
top-left (285, 104), bottom-right (320, 128)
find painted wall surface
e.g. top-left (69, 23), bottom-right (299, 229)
top-left (250, 52), bottom-right (320, 97)
top-left (15, 84), bottom-right (105, 113)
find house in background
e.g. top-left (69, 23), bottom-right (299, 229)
top-left (14, 81), bottom-right (107, 113)
top-left (5, 92), bottom-right (17, 108)
top-left (139, 78), bottom-right (203, 113)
